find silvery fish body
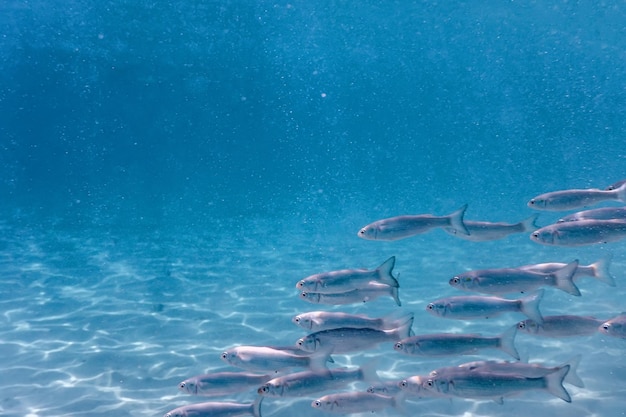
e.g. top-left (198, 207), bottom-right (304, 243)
top-left (296, 256), bottom-right (398, 293)
top-left (449, 261), bottom-right (580, 296)
top-left (519, 257), bottom-right (615, 286)
top-left (292, 311), bottom-right (413, 332)
top-left (221, 346), bottom-right (329, 373)
top-left (444, 214), bottom-right (539, 242)
top-left (517, 315), bottom-right (605, 337)
top-left (531, 219), bottom-right (626, 246)
top-left (528, 182), bottom-right (626, 211)
top-left (558, 206), bottom-right (626, 222)
top-left (300, 281), bottom-right (401, 306)
top-left (357, 205), bottom-right (469, 241)
top-left (426, 290), bottom-right (544, 324)
top-left (178, 372), bottom-right (272, 396)
top-left (311, 392), bottom-right (402, 414)
top-left (599, 313), bottom-right (626, 339)
top-left (163, 398), bottom-right (262, 417)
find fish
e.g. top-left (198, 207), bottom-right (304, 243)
top-left (605, 179), bottom-right (626, 190)
top-left (527, 182), bottom-right (626, 211)
top-left (163, 397), bottom-right (263, 417)
top-left (558, 207), bottom-right (626, 223)
top-left (367, 380), bottom-right (403, 396)
top-left (296, 256), bottom-right (399, 293)
top-left (357, 205), bottom-right (469, 241)
top-left (530, 219), bottom-right (626, 246)
top-left (449, 260), bottom-right (580, 296)
top-left (422, 364), bottom-right (572, 403)
top-left (296, 316), bottom-right (413, 354)
top-left (220, 346), bottom-right (330, 373)
top-left (393, 325), bottom-right (519, 359)
top-left (257, 363), bottom-right (378, 397)
top-left (425, 290), bottom-right (544, 324)
top-left (292, 311), bottom-right (414, 332)
top-left (599, 313), bottom-right (626, 339)
top-left (397, 375), bottom-right (445, 398)
top-left (519, 256), bottom-right (616, 287)
top-left (178, 372), bottom-right (272, 396)
top-left (300, 281), bottom-right (401, 306)
top-left (517, 315), bottom-right (606, 338)
top-left (311, 392), bottom-right (405, 414)
top-left (444, 214), bottom-right (539, 242)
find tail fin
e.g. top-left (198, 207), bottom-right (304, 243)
top-left (614, 181), bottom-right (626, 203)
top-left (560, 355), bottom-right (584, 388)
top-left (389, 315), bottom-right (414, 340)
top-left (390, 278), bottom-right (402, 306)
top-left (382, 312), bottom-right (415, 331)
top-left (552, 260), bottom-right (581, 296)
top-left (520, 213), bottom-right (541, 232)
top-left (358, 359), bottom-right (381, 385)
top-left (252, 396), bottom-right (263, 417)
top-left (376, 256), bottom-right (399, 287)
top-left (544, 365), bottom-right (572, 402)
top-left (448, 204), bottom-right (470, 236)
top-left (589, 255), bottom-right (616, 287)
top-left (520, 289), bottom-right (544, 324)
top-left (497, 325), bottom-right (520, 360)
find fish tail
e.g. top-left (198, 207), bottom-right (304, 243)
top-left (520, 289), bottom-right (544, 324)
top-left (553, 260), bottom-right (581, 296)
top-left (390, 281), bottom-right (402, 306)
top-left (615, 181), bottom-right (626, 202)
top-left (590, 255), bottom-right (616, 287)
top-left (309, 348), bottom-right (333, 371)
top-left (252, 396), bottom-right (263, 417)
top-left (393, 315), bottom-right (414, 339)
top-left (544, 364), bottom-right (572, 402)
top-left (498, 324), bottom-right (520, 360)
top-left (560, 354), bottom-right (584, 388)
top-left (359, 359), bottom-right (381, 385)
top-left (520, 213), bottom-right (541, 231)
top-left (377, 256), bottom-right (399, 287)
top-left (448, 204), bottom-right (470, 236)
top-left (392, 391), bottom-right (408, 415)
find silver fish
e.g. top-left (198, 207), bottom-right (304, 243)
top-left (297, 316), bottom-right (413, 354)
top-left (449, 260), bottom-right (580, 296)
top-left (426, 290), bottom-right (544, 324)
top-left (530, 219), bottom-right (626, 246)
top-left (220, 346), bottom-right (330, 373)
top-left (357, 205), bottom-right (469, 241)
top-left (163, 398), bottom-right (262, 417)
top-left (393, 325), bottom-right (519, 359)
top-left (178, 372), bottom-right (272, 396)
top-left (367, 380), bottom-right (403, 396)
top-left (444, 214), bottom-right (539, 242)
top-left (599, 313), bottom-right (626, 339)
top-left (422, 364), bottom-right (571, 403)
top-left (300, 281), bottom-right (401, 306)
top-left (528, 182), bottom-right (626, 211)
top-left (311, 392), bottom-right (404, 414)
top-left (292, 311), bottom-right (413, 332)
top-left (296, 256), bottom-right (399, 293)
top-left (517, 315), bottom-right (605, 338)
top-left (519, 256), bottom-right (616, 287)
top-left (558, 207), bottom-right (626, 223)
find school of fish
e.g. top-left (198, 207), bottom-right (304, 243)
top-left (162, 179), bottom-right (625, 417)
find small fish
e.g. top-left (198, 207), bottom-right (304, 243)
top-left (599, 313), bottom-right (626, 339)
top-left (558, 207), bottom-right (626, 223)
top-left (357, 205), bottom-right (469, 241)
top-left (530, 219), bottom-right (626, 246)
top-left (528, 182), bottom-right (626, 211)
top-left (449, 260), bottom-right (580, 296)
top-left (367, 380), bottom-right (403, 396)
top-left (444, 214), bottom-right (539, 242)
top-left (517, 315), bottom-right (605, 338)
top-left (311, 392), bottom-right (405, 414)
top-left (300, 281), bottom-right (401, 306)
top-left (178, 372), bottom-right (272, 396)
top-left (422, 364), bottom-right (572, 403)
top-left (519, 256), bottom-right (616, 287)
top-left (220, 346), bottom-right (330, 373)
top-left (163, 398), bottom-right (262, 417)
top-left (296, 256), bottom-right (399, 293)
top-left (393, 325), bottom-right (519, 359)
top-left (426, 290), bottom-right (544, 324)
top-left (297, 316), bottom-right (413, 354)
top-left (292, 311), bottom-right (413, 332)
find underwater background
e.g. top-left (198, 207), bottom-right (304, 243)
top-left (1, 1), bottom-right (625, 416)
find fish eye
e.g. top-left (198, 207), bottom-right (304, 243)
top-left (394, 342), bottom-right (403, 350)
top-left (426, 380), bottom-right (434, 387)
top-left (529, 199), bottom-right (536, 205)
top-left (532, 232), bottom-right (539, 238)
top-left (179, 382), bottom-right (186, 388)
top-left (427, 303), bottom-right (435, 310)
top-left (313, 400), bottom-right (322, 408)
top-left (399, 380), bottom-right (407, 388)
top-left (602, 324), bottom-right (610, 330)
top-left (297, 339), bottom-right (304, 346)
top-left (294, 316), bottom-right (301, 323)
top-left (451, 277), bottom-right (460, 284)
top-left (220, 352), bottom-right (228, 359)
top-left (517, 321), bottom-right (526, 329)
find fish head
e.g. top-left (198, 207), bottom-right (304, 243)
top-left (258, 382), bottom-right (280, 396)
top-left (394, 340), bottom-right (417, 354)
top-left (449, 275), bottom-right (476, 291)
top-left (163, 410), bottom-right (185, 417)
top-left (296, 335), bottom-right (319, 352)
top-left (530, 228), bottom-right (555, 245)
top-left (296, 279), bottom-right (317, 291)
top-left (357, 225), bottom-right (378, 240)
top-left (311, 397), bottom-right (336, 411)
top-left (292, 314), bottom-right (313, 330)
top-left (299, 291), bottom-right (321, 303)
top-left (399, 376), bottom-right (425, 395)
top-left (527, 197), bottom-right (547, 209)
top-left (425, 301), bottom-right (447, 317)
top-left (178, 379), bottom-right (197, 394)
top-left (517, 319), bottom-right (540, 334)
top-left (599, 321), bottom-right (623, 337)
top-left (423, 377), bottom-right (449, 395)
top-left (220, 350), bottom-right (238, 366)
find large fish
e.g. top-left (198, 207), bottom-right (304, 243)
top-left (357, 205), bottom-right (469, 241)
top-left (426, 290), bottom-right (544, 323)
top-left (296, 256), bottom-right (399, 293)
top-left (528, 182), bottom-right (626, 211)
top-left (530, 219), bottom-right (626, 246)
top-left (444, 214), bottom-right (539, 242)
top-left (292, 311), bottom-right (413, 332)
top-left (599, 313), bottom-right (626, 339)
top-left (311, 392), bottom-right (405, 414)
top-left (163, 398), bottom-right (263, 417)
top-left (448, 260), bottom-right (580, 296)
top-left (517, 315), bottom-right (605, 338)
top-left (300, 281), bottom-right (401, 306)
top-left (178, 372), bottom-right (272, 396)
top-left (220, 346), bottom-right (330, 373)
top-left (519, 256), bottom-right (615, 287)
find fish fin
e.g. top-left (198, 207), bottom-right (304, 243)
top-left (520, 213), bottom-right (541, 231)
top-left (615, 181), bottom-right (626, 202)
top-left (545, 365), bottom-right (572, 402)
top-left (520, 289), bottom-right (544, 324)
top-left (590, 255), bottom-right (616, 287)
top-left (309, 348), bottom-right (333, 370)
top-left (498, 325), bottom-right (520, 360)
top-left (553, 260), bottom-right (581, 296)
top-left (390, 280), bottom-right (402, 306)
top-left (359, 359), bottom-right (381, 385)
top-left (253, 396), bottom-right (263, 417)
top-left (392, 391), bottom-right (409, 415)
top-left (376, 256), bottom-right (399, 287)
top-left (382, 312), bottom-right (414, 331)
top-left (448, 204), bottom-right (470, 236)
top-left (392, 315), bottom-right (414, 339)
top-left (560, 354), bottom-right (584, 388)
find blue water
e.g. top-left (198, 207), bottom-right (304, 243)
top-left (1, 1), bottom-right (625, 416)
